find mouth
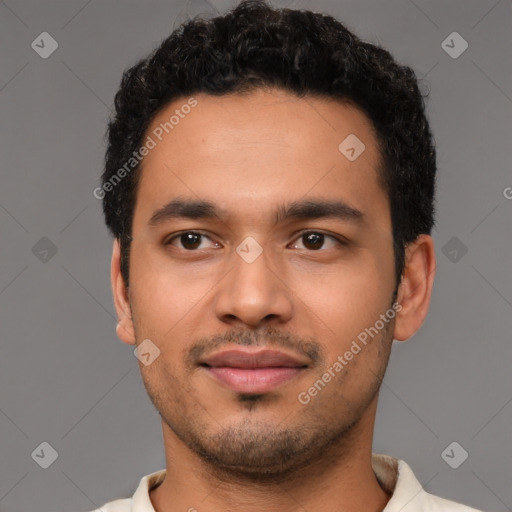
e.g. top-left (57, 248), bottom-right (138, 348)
top-left (199, 348), bottom-right (309, 394)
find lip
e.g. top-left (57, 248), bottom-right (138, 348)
top-left (200, 348), bottom-right (308, 394)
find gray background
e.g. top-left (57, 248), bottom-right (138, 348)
top-left (0, 0), bottom-right (511, 511)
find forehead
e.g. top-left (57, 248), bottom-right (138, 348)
top-left (133, 89), bottom-right (389, 231)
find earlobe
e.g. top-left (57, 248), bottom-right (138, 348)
top-left (393, 234), bottom-right (436, 342)
top-left (111, 238), bottom-right (136, 345)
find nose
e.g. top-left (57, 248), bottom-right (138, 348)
top-left (214, 242), bottom-right (294, 328)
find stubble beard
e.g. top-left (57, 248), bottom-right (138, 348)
top-left (141, 320), bottom-right (394, 483)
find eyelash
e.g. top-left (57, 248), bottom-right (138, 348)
top-left (163, 230), bottom-right (347, 252)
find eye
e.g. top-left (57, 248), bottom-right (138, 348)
top-left (289, 231), bottom-right (345, 251)
top-left (164, 231), bottom-right (220, 251)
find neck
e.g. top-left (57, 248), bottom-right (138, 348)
top-left (149, 399), bottom-right (392, 512)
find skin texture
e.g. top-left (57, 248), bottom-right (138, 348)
top-left (111, 88), bottom-right (436, 512)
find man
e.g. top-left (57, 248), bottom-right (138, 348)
top-left (91, 0), bottom-right (482, 510)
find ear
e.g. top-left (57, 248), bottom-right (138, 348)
top-left (111, 238), bottom-right (136, 345)
top-left (393, 234), bottom-right (436, 342)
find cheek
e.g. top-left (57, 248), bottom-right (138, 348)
top-left (129, 244), bottom-right (214, 329)
top-left (293, 254), bottom-right (393, 314)
top-left (291, 253), bottom-right (392, 337)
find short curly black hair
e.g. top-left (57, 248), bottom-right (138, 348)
top-left (100, 0), bottom-right (436, 290)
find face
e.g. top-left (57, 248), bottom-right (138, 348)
top-left (116, 89), bottom-right (401, 478)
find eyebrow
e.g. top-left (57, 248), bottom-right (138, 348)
top-left (148, 197), bottom-right (366, 227)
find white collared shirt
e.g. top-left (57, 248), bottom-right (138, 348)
top-left (87, 453), bottom-right (483, 511)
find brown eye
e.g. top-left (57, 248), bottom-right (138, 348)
top-left (303, 232), bottom-right (324, 250)
top-left (180, 232), bottom-right (202, 250)
top-left (165, 231), bottom-right (218, 251)
top-left (290, 231), bottom-right (343, 251)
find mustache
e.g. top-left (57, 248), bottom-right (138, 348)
top-left (186, 326), bottom-right (325, 369)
